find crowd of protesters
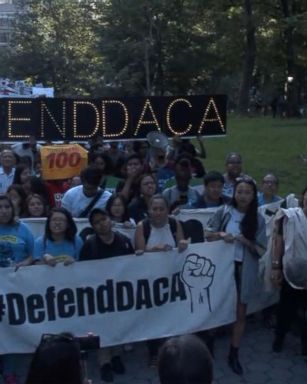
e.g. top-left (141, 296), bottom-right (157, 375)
top-left (0, 134), bottom-right (306, 384)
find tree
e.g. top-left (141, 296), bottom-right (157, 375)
top-left (6, 0), bottom-right (102, 96)
top-left (95, 0), bottom-right (215, 96)
top-left (238, 0), bottom-right (256, 114)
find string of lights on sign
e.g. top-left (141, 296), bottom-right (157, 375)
top-left (3, 95), bottom-right (227, 141)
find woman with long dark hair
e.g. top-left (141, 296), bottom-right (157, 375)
top-left (105, 193), bottom-right (135, 227)
top-left (0, 195), bottom-right (34, 383)
top-left (205, 177), bottom-right (267, 375)
top-left (7, 184), bottom-right (27, 219)
top-left (12, 163), bottom-right (31, 188)
top-left (33, 207), bottom-right (83, 266)
top-left (128, 173), bottom-right (157, 223)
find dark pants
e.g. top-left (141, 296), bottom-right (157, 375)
top-left (275, 279), bottom-right (307, 348)
top-left (147, 338), bottom-right (164, 358)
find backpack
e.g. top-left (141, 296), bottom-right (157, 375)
top-left (142, 217), bottom-right (178, 245)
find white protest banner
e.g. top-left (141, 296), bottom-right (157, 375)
top-left (22, 218), bottom-right (136, 243)
top-left (177, 207), bottom-right (219, 227)
top-left (0, 242), bottom-right (236, 354)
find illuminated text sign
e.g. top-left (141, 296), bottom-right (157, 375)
top-left (0, 95), bottom-right (227, 141)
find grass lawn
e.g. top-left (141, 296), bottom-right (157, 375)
top-left (200, 116), bottom-right (307, 197)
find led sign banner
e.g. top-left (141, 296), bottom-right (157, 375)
top-left (0, 95), bottom-right (226, 141)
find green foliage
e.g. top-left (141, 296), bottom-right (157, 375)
top-left (7, 0), bottom-right (102, 96)
top-left (202, 116), bottom-right (307, 196)
top-left (1, 0), bottom-right (306, 107)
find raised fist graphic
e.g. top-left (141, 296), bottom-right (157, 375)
top-left (181, 253), bottom-right (216, 313)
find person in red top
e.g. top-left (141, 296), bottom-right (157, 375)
top-left (45, 179), bottom-right (70, 208)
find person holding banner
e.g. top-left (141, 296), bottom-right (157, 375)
top-left (0, 195), bottom-right (34, 384)
top-left (135, 194), bottom-right (189, 366)
top-left (135, 194), bottom-right (188, 254)
top-left (271, 186), bottom-right (307, 355)
top-left (205, 177), bottom-right (266, 375)
top-left (79, 208), bottom-right (134, 382)
top-left (33, 207), bottom-right (83, 266)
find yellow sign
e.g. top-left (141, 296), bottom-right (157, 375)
top-left (41, 144), bottom-right (88, 180)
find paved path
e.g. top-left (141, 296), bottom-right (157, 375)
top-left (3, 317), bottom-right (307, 383)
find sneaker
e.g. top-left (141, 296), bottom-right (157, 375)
top-left (111, 356), bottom-right (125, 374)
top-left (100, 363), bottom-right (113, 383)
top-left (4, 374), bottom-right (17, 384)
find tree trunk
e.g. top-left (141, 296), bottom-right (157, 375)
top-left (238, 0), bottom-right (256, 115)
top-left (280, 0), bottom-right (298, 117)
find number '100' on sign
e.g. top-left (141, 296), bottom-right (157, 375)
top-left (41, 144), bottom-right (88, 180)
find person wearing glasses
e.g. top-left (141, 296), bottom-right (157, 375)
top-left (258, 173), bottom-right (282, 206)
top-left (128, 173), bottom-right (157, 223)
top-left (33, 208), bottom-right (83, 266)
top-left (205, 177), bottom-right (267, 375)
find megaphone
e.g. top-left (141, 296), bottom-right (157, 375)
top-left (146, 131), bottom-right (169, 151)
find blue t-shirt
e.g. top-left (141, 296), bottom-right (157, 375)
top-left (156, 167), bottom-right (175, 192)
top-left (257, 192), bottom-right (282, 206)
top-left (33, 235), bottom-right (83, 262)
top-left (0, 222), bottom-right (34, 267)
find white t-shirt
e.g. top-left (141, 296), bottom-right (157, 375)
top-left (61, 185), bottom-right (112, 217)
top-left (226, 207), bottom-right (245, 262)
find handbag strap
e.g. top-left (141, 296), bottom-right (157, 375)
top-left (78, 190), bottom-right (103, 218)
